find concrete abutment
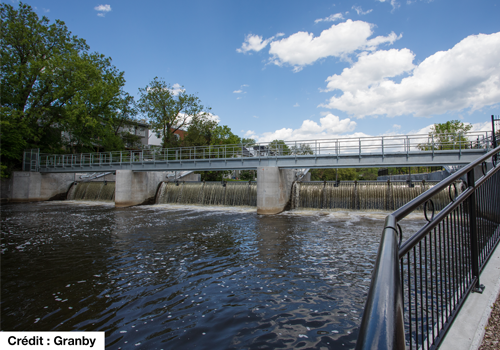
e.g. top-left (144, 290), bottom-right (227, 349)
top-left (2, 172), bottom-right (76, 202)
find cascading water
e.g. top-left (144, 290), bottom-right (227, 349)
top-left (292, 181), bottom-right (452, 211)
top-left (156, 181), bottom-right (257, 206)
top-left (66, 181), bottom-right (115, 201)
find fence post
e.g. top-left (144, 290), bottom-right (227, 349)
top-left (492, 115), bottom-right (497, 149)
top-left (467, 169), bottom-right (485, 293)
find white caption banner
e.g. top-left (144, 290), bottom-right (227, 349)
top-left (0, 332), bottom-right (105, 349)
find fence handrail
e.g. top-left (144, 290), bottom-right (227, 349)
top-left (356, 145), bottom-right (500, 350)
top-left (356, 214), bottom-right (407, 350)
top-left (36, 131), bottom-right (492, 159)
top-left (392, 145), bottom-right (500, 221)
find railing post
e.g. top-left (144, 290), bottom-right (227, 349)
top-left (467, 169), bottom-right (485, 293)
top-left (492, 115), bottom-right (498, 149)
top-left (382, 137), bottom-right (384, 158)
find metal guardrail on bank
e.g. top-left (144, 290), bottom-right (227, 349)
top-left (356, 145), bottom-right (500, 350)
top-left (24, 131), bottom-right (494, 172)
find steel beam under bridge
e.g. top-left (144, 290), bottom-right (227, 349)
top-left (36, 149), bottom-right (489, 173)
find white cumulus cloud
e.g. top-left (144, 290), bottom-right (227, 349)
top-left (377, 0), bottom-right (400, 11)
top-left (251, 114), bottom-right (357, 142)
top-left (237, 33), bottom-right (283, 54)
top-left (324, 49), bottom-right (416, 92)
top-left (352, 6), bottom-right (373, 15)
top-left (315, 13), bottom-right (344, 23)
top-left (268, 20), bottom-right (400, 71)
top-left (170, 83), bottom-right (185, 96)
top-left (95, 4), bottom-right (111, 17)
top-left (321, 32), bottom-right (500, 118)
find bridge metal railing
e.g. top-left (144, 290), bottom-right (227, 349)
top-left (30, 131), bottom-right (493, 171)
top-left (355, 144), bottom-right (500, 350)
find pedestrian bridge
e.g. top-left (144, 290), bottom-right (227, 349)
top-left (25, 131), bottom-right (495, 173)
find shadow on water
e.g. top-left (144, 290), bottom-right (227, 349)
top-left (1, 202), bottom-right (427, 349)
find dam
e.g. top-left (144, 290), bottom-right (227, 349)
top-left (64, 179), bottom-right (452, 213)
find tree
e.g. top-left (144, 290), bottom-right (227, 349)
top-left (107, 92), bottom-right (143, 149)
top-left (183, 117), bottom-right (218, 147)
top-left (291, 143), bottom-right (313, 155)
top-left (417, 120), bottom-right (473, 151)
top-left (310, 168), bottom-right (358, 181)
top-left (0, 2), bottom-right (126, 176)
top-left (239, 170), bottom-right (256, 181)
top-left (137, 77), bottom-right (211, 149)
top-left (241, 138), bottom-right (256, 146)
top-left (268, 140), bottom-right (291, 155)
top-left (211, 125), bottom-right (241, 145)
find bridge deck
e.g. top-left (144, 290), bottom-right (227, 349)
top-left (34, 149), bottom-right (489, 173)
top-left (26, 132), bottom-right (494, 173)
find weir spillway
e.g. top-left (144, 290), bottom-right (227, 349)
top-left (66, 180), bottom-right (454, 212)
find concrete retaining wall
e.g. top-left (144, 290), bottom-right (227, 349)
top-left (75, 173), bottom-right (116, 182)
top-left (179, 173), bottom-right (201, 182)
top-left (3, 172), bottom-right (75, 202)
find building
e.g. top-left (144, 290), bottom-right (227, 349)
top-left (148, 128), bottom-right (187, 147)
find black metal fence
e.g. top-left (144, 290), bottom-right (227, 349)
top-left (356, 145), bottom-right (500, 350)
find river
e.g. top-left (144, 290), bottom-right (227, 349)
top-left (1, 201), bottom-right (426, 349)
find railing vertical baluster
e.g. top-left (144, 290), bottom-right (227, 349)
top-left (407, 253), bottom-right (412, 350)
top-left (467, 169), bottom-right (483, 293)
top-left (414, 246), bottom-right (419, 348)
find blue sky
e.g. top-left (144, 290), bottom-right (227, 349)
top-left (24, 0), bottom-right (500, 142)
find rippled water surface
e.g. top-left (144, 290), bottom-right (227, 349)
top-left (1, 202), bottom-right (425, 349)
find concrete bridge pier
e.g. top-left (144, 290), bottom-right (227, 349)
top-left (256, 167), bottom-right (295, 215)
top-left (115, 170), bottom-right (166, 207)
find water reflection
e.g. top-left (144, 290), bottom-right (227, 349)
top-left (1, 202), bottom-right (426, 349)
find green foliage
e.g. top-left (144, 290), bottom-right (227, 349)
top-left (310, 168), bottom-right (357, 181)
top-left (241, 138), bottom-right (256, 146)
top-left (356, 168), bottom-right (378, 180)
top-left (196, 171), bottom-right (231, 181)
top-left (417, 120), bottom-right (473, 151)
top-left (0, 2), bottom-right (127, 176)
top-left (310, 168), bottom-right (379, 181)
top-left (291, 143), bottom-right (313, 155)
top-left (138, 77), bottom-right (211, 149)
top-left (268, 140), bottom-right (291, 155)
top-left (184, 117), bottom-right (218, 146)
top-left (212, 125), bottom-right (241, 145)
top-left (239, 170), bottom-right (256, 181)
